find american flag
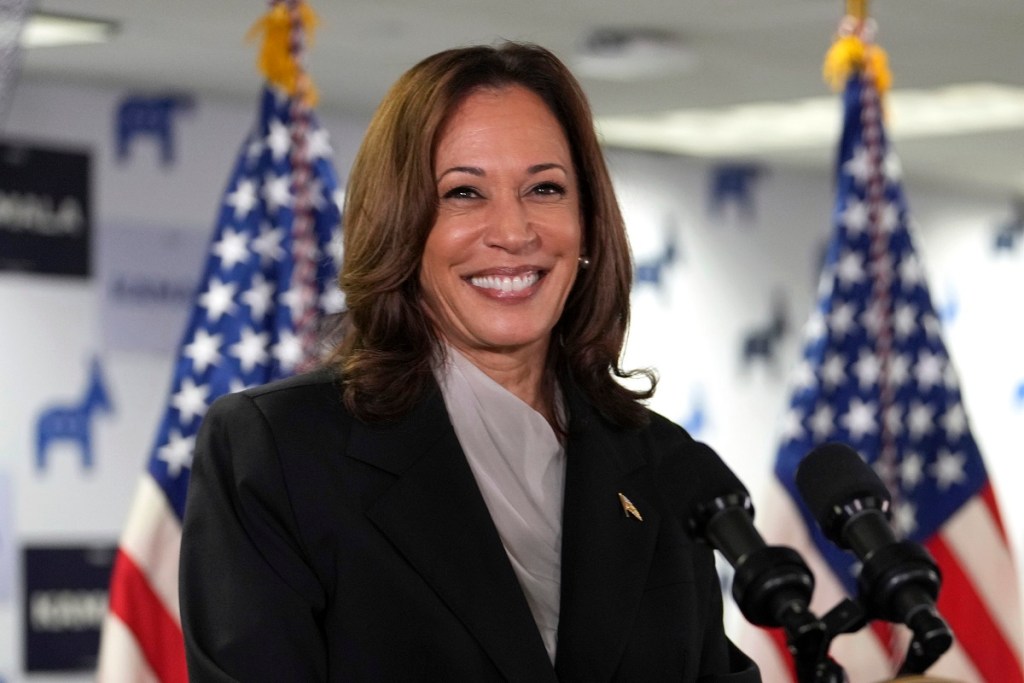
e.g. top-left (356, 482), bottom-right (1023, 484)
top-left (95, 83), bottom-right (344, 681)
top-left (741, 71), bottom-right (1024, 680)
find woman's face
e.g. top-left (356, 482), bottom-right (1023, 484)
top-left (420, 85), bottom-right (582, 363)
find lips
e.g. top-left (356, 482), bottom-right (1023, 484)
top-left (465, 268), bottom-right (545, 294)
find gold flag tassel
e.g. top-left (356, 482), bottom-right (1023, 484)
top-left (822, 12), bottom-right (892, 95)
top-left (246, 0), bottom-right (320, 106)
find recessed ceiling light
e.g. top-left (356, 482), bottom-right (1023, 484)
top-left (596, 82), bottom-right (1024, 157)
top-left (574, 28), bottom-right (696, 81)
top-left (20, 12), bottom-right (118, 48)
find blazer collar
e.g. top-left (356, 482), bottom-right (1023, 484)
top-left (554, 384), bottom-right (662, 681)
top-left (346, 383), bottom-right (559, 682)
top-left (344, 379), bottom-right (662, 682)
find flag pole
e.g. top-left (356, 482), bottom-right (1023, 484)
top-left (248, 0), bottom-right (324, 369)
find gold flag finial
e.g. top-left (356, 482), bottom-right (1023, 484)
top-left (246, 0), bottom-right (320, 106)
top-left (823, 0), bottom-right (891, 94)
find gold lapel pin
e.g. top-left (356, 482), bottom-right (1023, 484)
top-left (618, 492), bottom-right (643, 522)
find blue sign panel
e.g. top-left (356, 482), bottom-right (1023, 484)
top-left (0, 141), bottom-right (91, 276)
top-left (23, 544), bottom-right (116, 672)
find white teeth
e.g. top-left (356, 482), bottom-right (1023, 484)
top-left (470, 271), bottom-right (539, 292)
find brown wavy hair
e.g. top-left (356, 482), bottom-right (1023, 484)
top-left (330, 41), bottom-right (655, 428)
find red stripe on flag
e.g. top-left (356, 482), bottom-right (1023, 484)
top-left (927, 535), bottom-right (1024, 682)
top-left (868, 620), bottom-right (899, 668)
top-left (108, 548), bottom-right (188, 683)
top-left (765, 627), bottom-right (797, 680)
top-left (980, 482), bottom-right (1010, 542)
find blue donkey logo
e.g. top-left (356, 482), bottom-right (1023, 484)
top-left (36, 358), bottom-right (114, 471)
top-left (116, 94), bottom-right (193, 166)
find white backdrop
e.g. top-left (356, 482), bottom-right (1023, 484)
top-left (0, 79), bottom-right (1021, 680)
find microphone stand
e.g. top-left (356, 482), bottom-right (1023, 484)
top-left (787, 596), bottom-right (865, 683)
top-left (728, 543), bottom-right (854, 683)
top-left (806, 588), bottom-right (952, 680)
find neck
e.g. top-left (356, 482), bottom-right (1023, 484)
top-left (446, 341), bottom-right (554, 424)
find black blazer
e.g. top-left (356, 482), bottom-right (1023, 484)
top-left (180, 370), bottom-right (761, 682)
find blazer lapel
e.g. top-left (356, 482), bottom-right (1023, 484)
top-left (346, 386), bottom-right (557, 682)
top-left (555, 388), bottom-right (662, 682)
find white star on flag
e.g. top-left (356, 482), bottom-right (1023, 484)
top-left (940, 404), bottom-right (968, 440)
top-left (199, 278), bottom-right (238, 322)
top-left (836, 250), bottom-right (866, 287)
top-left (242, 273), bottom-right (275, 320)
top-left (893, 500), bottom-right (918, 536)
top-left (809, 403), bottom-right (835, 440)
top-left (306, 127), bottom-right (333, 159)
top-left (901, 451), bottom-right (925, 489)
top-left (853, 350), bottom-right (882, 388)
top-left (279, 286), bottom-right (316, 324)
top-left (263, 172), bottom-right (293, 212)
top-left (842, 144), bottom-right (872, 185)
top-left (887, 353), bottom-right (911, 387)
top-left (184, 329), bottom-right (222, 373)
top-left (230, 327), bottom-right (270, 373)
top-left (914, 350), bottom-right (945, 391)
top-left (172, 377), bottom-right (210, 423)
top-left (839, 397), bottom-right (877, 440)
top-left (253, 224), bottom-right (286, 264)
top-left (158, 429), bottom-right (195, 478)
top-left (212, 228), bottom-right (251, 269)
top-left (930, 449), bottom-right (967, 491)
top-left (272, 330), bottom-right (304, 371)
top-left (893, 303), bottom-right (918, 340)
top-left (266, 117), bottom-right (291, 161)
top-left (820, 353), bottom-right (847, 390)
top-left (226, 179), bottom-right (258, 219)
top-left (906, 401), bottom-right (935, 439)
top-left (829, 302), bottom-right (857, 339)
top-left (841, 197), bottom-right (870, 234)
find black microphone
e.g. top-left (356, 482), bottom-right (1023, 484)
top-left (795, 442), bottom-right (953, 674)
top-left (685, 443), bottom-right (839, 682)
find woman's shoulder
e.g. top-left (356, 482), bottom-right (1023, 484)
top-left (243, 366), bottom-right (344, 400)
top-left (208, 367), bottom-right (349, 427)
top-left (628, 407), bottom-right (740, 479)
top-left (632, 405), bottom-right (699, 450)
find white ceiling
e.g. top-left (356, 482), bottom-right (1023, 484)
top-left (15, 0), bottom-right (1024, 198)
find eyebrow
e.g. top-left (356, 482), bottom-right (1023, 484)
top-left (435, 163), bottom-right (568, 183)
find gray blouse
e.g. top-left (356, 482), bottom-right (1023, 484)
top-left (434, 347), bottom-right (566, 663)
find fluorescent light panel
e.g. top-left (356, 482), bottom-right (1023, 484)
top-left (596, 83), bottom-right (1024, 157)
top-left (20, 12), bottom-right (117, 48)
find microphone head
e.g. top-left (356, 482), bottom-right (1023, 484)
top-left (795, 442), bottom-right (891, 544)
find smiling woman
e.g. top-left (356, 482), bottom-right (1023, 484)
top-left (179, 41), bottom-right (763, 682)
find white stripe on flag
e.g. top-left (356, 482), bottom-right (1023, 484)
top-left (927, 638), bottom-right (984, 682)
top-left (118, 474), bottom-right (183, 625)
top-left (736, 627), bottom-right (789, 681)
top-left (96, 613), bottom-right (161, 683)
top-left (943, 495), bottom-right (1024, 655)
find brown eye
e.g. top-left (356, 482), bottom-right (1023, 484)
top-left (443, 186), bottom-right (482, 199)
top-left (532, 182), bottom-right (566, 197)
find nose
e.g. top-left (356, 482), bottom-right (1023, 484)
top-left (483, 193), bottom-right (538, 253)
